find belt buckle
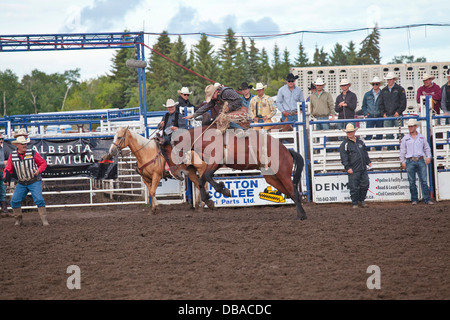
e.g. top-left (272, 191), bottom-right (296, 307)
top-left (411, 157), bottom-right (419, 161)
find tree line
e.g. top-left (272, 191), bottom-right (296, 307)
top-left (0, 26), bottom-right (426, 116)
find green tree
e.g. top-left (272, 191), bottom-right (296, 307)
top-left (358, 26), bottom-right (381, 64)
top-left (218, 28), bottom-right (238, 88)
top-left (147, 31), bottom-right (172, 89)
top-left (247, 39), bottom-right (260, 83)
top-left (258, 48), bottom-right (271, 83)
top-left (281, 48), bottom-right (291, 78)
top-left (389, 55), bottom-right (427, 64)
top-left (330, 43), bottom-right (348, 66)
top-left (313, 45), bottom-right (329, 66)
top-left (0, 69), bottom-right (20, 116)
top-left (346, 41), bottom-right (359, 65)
top-left (294, 42), bottom-right (309, 67)
top-left (270, 44), bottom-right (283, 80)
top-left (235, 38), bottom-right (251, 85)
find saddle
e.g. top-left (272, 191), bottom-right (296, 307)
top-left (216, 107), bottom-right (251, 134)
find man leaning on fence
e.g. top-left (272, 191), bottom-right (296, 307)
top-left (378, 72), bottom-right (407, 150)
top-left (399, 118), bottom-right (433, 205)
top-left (362, 76), bottom-right (384, 146)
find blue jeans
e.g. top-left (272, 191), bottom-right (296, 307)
top-left (314, 116), bottom-right (330, 131)
top-left (365, 117), bottom-right (384, 140)
top-left (384, 118), bottom-right (402, 150)
top-left (11, 180), bottom-right (46, 209)
top-left (406, 158), bottom-right (431, 203)
top-left (281, 114), bottom-right (298, 123)
top-left (347, 170), bottom-right (370, 205)
top-left (0, 175), bottom-right (6, 202)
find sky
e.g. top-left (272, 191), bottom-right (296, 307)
top-left (1, 0), bottom-right (449, 81)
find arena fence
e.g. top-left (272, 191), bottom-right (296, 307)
top-left (2, 96), bottom-right (449, 210)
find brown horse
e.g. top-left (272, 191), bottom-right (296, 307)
top-left (105, 127), bottom-right (207, 213)
top-left (170, 126), bottom-right (307, 220)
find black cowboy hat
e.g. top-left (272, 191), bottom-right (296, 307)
top-left (238, 82), bottom-right (253, 90)
top-left (308, 82), bottom-right (316, 90)
top-left (285, 73), bottom-right (299, 81)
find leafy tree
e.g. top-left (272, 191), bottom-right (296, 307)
top-left (0, 69), bottom-right (20, 116)
top-left (294, 42), bottom-right (309, 67)
top-left (313, 45), bottom-right (329, 66)
top-left (358, 26), bottom-right (381, 64)
top-left (270, 44), bottom-right (283, 80)
top-left (330, 43), bottom-right (348, 66)
top-left (218, 28), bottom-right (239, 88)
top-left (346, 41), bottom-right (359, 65)
top-left (247, 39), bottom-right (260, 83)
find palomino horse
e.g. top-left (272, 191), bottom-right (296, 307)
top-left (171, 126), bottom-right (307, 220)
top-left (105, 127), bottom-right (207, 213)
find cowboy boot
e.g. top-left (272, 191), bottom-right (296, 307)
top-left (38, 207), bottom-right (49, 226)
top-left (13, 207), bottom-right (23, 226)
top-left (1, 201), bottom-right (7, 213)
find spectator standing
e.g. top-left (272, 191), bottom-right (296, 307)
top-left (399, 118), bottom-right (433, 205)
top-left (339, 123), bottom-right (372, 209)
top-left (335, 78), bottom-right (357, 131)
top-left (248, 83), bottom-right (277, 130)
top-left (416, 73), bottom-right (442, 114)
top-left (362, 76), bottom-right (384, 143)
top-left (276, 73), bottom-right (304, 122)
top-left (440, 69), bottom-right (450, 124)
top-left (177, 87), bottom-right (196, 109)
top-left (239, 82), bottom-right (254, 110)
top-left (379, 72), bottom-right (407, 150)
top-left (309, 78), bottom-right (335, 130)
top-left (306, 82), bottom-right (316, 102)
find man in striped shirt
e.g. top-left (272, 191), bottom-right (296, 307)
top-left (3, 132), bottom-right (49, 226)
top-left (248, 83), bottom-right (277, 130)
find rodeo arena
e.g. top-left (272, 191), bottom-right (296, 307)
top-left (1, 31), bottom-right (449, 303)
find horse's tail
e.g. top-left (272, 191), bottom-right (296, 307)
top-left (289, 149), bottom-right (304, 191)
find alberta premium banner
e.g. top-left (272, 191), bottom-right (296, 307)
top-left (4, 138), bottom-right (117, 180)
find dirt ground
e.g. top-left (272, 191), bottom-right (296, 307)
top-left (0, 200), bottom-right (449, 300)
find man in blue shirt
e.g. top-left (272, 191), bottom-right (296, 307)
top-left (239, 82), bottom-right (254, 109)
top-left (399, 118), bottom-right (433, 205)
top-left (276, 73), bottom-right (305, 123)
top-left (362, 76), bottom-right (384, 145)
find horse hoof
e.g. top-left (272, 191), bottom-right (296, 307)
top-left (296, 215), bottom-right (307, 220)
top-left (206, 200), bottom-right (215, 209)
top-left (223, 188), bottom-right (232, 197)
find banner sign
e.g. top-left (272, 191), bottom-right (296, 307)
top-left (208, 177), bottom-right (294, 207)
top-left (4, 138), bottom-right (118, 180)
top-left (313, 172), bottom-right (414, 203)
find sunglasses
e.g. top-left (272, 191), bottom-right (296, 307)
top-left (287, 80), bottom-right (295, 83)
top-left (182, 94), bottom-right (190, 96)
top-left (372, 83), bottom-right (380, 86)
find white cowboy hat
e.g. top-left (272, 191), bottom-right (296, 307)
top-left (163, 99), bottom-right (179, 108)
top-left (253, 82), bottom-right (267, 91)
top-left (12, 135), bottom-right (31, 144)
top-left (343, 123), bottom-right (358, 133)
top-left (205, 83), bottom-right (221, 103)
top-left (314, 78), bottom-right (326, 85)
top-left (177, 87), bottom-right (192, 95)
top-left (383, 72), bottom-right (398, 80)
top-left (13, 128), bottom-right (29, 138)
top-left (340, 78), bottom-right (351, 86)
top-left (369, 76), bottom-right (383, 84)
top-left (406, 118), bottom-right (418, 127)
top-left (422, 73), bottom-right (435, 81)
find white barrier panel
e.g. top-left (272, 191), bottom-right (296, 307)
top-left (436, 172), bottom-right (450, 200)
top-left (313, 172), bottom-right (413, 203)
top-left (208, 177), bottom-right (295, 207)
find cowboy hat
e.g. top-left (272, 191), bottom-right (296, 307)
top-left (369, 76), bottom-right (383, 84)
top-left (343, 123), bottom-right (358, 132)
top-left (163, 99), bottom-right (179, 108)
top-left (407, 118), bottom-right (418, 127)
top-left (13, 128), bottom-right (29, 138)
top-left (422, 73), bottom-right (435, 81)
top-left (383, 71), bottom-right (398, 80)
top-left (340, 78), bottom-right (351, 86)
top-left (12, 135), bottom-right (31, 145)
top-left (177, 87), bottom-right (192, 95)
top-left (238, 82), bottom-right (253, 90)
top-left (308, 82), bottom-right (316, 90)
top-left (253, 82), bottom-right (267, 91)
top-left (286, 73), bottom-right (299, 81)
top-left (314, 78), bottom-right (326, 85)
top-left (205, 83), bottom-right (221, 103)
